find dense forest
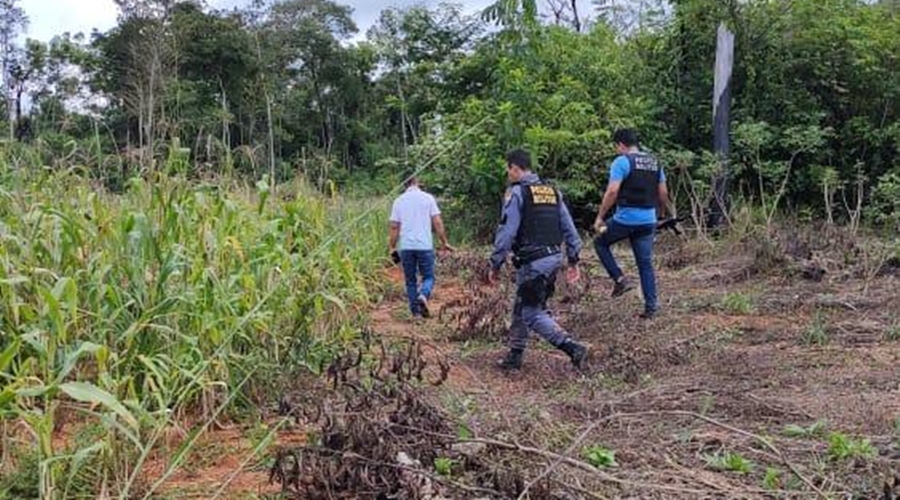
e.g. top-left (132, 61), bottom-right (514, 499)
top-left (2, 0), bottom-right (897, 235)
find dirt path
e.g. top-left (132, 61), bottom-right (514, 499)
top-left (367, 246), bottom-right (900, 498)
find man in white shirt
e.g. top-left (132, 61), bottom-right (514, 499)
top-left (389, 175), bottom-right (453, 319)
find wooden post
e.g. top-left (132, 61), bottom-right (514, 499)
top-left (707, 22), bottom-right (734, 229)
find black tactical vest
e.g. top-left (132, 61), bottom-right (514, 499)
top-left (514, 182), bottom-right (563, 252)
top-left (618, 153), bottom-right (661, 209)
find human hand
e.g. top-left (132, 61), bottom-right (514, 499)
top-left (566, 265), bottom-right (580, 284)
top-left (487, 267), bottom-right (500, 285)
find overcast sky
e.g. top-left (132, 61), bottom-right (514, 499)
top-left (21, 0), bottom-right (507, 42)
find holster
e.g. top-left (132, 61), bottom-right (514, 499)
top-left (517, 273), bottom-right (557, 308)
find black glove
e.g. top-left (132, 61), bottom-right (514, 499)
top-left (390, 250), bottom-right (401, 265)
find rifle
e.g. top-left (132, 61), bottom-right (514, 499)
top-left (656, 216), bottom-right (688, 236)
top-left (593, 215), bottom-right (688, 236)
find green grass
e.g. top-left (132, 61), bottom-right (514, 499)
top-left (885, 322), bottom-right (900, 342)
top-left (720, 292), bottom-right (756, 315)
top-left (763, 467), bottom-right (782, 490)
top-left (783, 421), bottom-right (828, 438)
top-left (433, 457), bottom-right (456, 477)
top-left (826, 432), bottom-right (877, 461)
top-left (703, 451), bottom-right (755, 474)
top-left (583, 446), bottom-right (618, 468)
top-left (801, 312), bottom-right (830, 346)
top-left (0, 154), bottom-right (389, 497)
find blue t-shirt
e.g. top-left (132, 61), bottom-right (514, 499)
top-left (609, 155), bottom-right (665, 226)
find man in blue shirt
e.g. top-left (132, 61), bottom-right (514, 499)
top-left (593, 129), bottom-right (670, 319)
top-left (489, 149), bottom-right (589, 371)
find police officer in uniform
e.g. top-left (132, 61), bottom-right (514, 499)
top-left (488, 149), bottom-right (589, 371)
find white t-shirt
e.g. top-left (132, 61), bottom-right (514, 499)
top-left (390, 186), bottom-right (441, 251)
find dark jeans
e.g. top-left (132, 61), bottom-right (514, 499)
top-left (593, 220), bottom-right (658, 313)
top-left (400, 250), bottom-right (435, 315)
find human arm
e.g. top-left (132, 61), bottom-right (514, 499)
top-left (389, 222), bottom-right (400, 252)
top-left (389, 200), bottom-right (401, 254)
top-left (558, 193), bottom-right (582, 267)
top-left (593, 157), bottom-right (629, 232)
top-left (488, 187), bottom-right (522, 283)
top-left (558, 196), bottom-right (583, 283)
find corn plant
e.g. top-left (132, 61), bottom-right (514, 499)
top-left (0, 151), bottom-right (389, 497)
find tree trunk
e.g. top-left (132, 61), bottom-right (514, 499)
top-left (569, 0), bottom-right (581, 32)
top-left (397, 74), bottom-right (409, 163)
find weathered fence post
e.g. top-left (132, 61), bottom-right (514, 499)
top-left (707, 22), bottom-right (735, 230)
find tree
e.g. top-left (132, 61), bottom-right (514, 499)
top-left (92, 15), bottom-right (175, 166)
top-left (7, 39), bottom-right (47, 139)
top-left (483, 0), bottom-right (539, 33)
top-left (546, 0), bottom-right (582, 31)
top-left (592, 0), bottom-right (670, 33)
top-left (265, 0), bottom-right (359, 158)
top-left (0, 0), bottom-right (27, 140)
top-left (168, 2), bottom-right (258, 154)
top-left (367, 3), bottom-right (483, 162)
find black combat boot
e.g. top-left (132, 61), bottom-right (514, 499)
top-left (498, 349), bottom-right (524, 370)
top-left (611, 277), bottom-right (635, 298)
top-left (558, 340), bottom-right (589, 369)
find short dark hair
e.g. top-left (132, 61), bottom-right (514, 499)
top-left (403, 170), bottom-right (418, 187)
top-left (613, 129), bottom-right (639, 148)
top-left (506, 149), bottom-right (531, 170)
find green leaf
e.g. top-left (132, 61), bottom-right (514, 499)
top-left (317, 292), bottom-right (346, 311)
top-left (763, 467), bottom-right (782, 490)
top-left (61, 441), bottom-right (105, 498)
top-left (55, 342), bottom-right (103, 384)
top-left (21, 330), bottom-right (48, 358)
top-left (59, 382), bottom-right (138, 430)
top-left (583, 446), bottom-right (618, 468)
top-left (457, 424), bottom-right (474, 440)
top-left (52, 277), bottom-right (78, 319)
top-left (0, 276), bottom-right (29, 286)
top-left (16, 385), bottom-right (50, 398)
top-left (434, 457), bottom-right (455, 477)
top-left (0, 337), bottom-right (20, 373)
top-left (0, 388), bottom-right (16, 411)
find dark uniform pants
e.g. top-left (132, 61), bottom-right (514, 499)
top-left (509, 254), bottom-right (570, 350)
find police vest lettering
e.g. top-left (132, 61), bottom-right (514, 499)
top-left (515, 182), bottom-right (563, 252)
top-left (618, 153), bottom-right (660, 209)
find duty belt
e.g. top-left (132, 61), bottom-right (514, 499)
top-left (512, 246), bottom-right (560, 269)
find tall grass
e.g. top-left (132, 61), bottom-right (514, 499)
top-left (0, 146), bottom-right (388, 498)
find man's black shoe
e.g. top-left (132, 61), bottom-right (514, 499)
top-left (611, 278), bottom-right (635, 298)
top-left (559, 340), bottom-right (589, 369)
top-left (639, 309), bottom-right (657, 320)
top-left (498, 349), bottom-right (523, 370)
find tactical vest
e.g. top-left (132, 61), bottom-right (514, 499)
top-left (618, 153), bottom-right (661, 209)
top-left (514, 181), bottom-right (563, 252)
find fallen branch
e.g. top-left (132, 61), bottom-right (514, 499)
top-left (388, 421), bottom-right (752, 497)
top-left (655, 410), bottom-right (832, 500)
top-left (516, 413), bottom-right (622, 500)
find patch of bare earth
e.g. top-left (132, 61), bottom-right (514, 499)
top-left (153, 233), bottom-right (900, 499)
top-left (364, 239), bottom-right (900, 499)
